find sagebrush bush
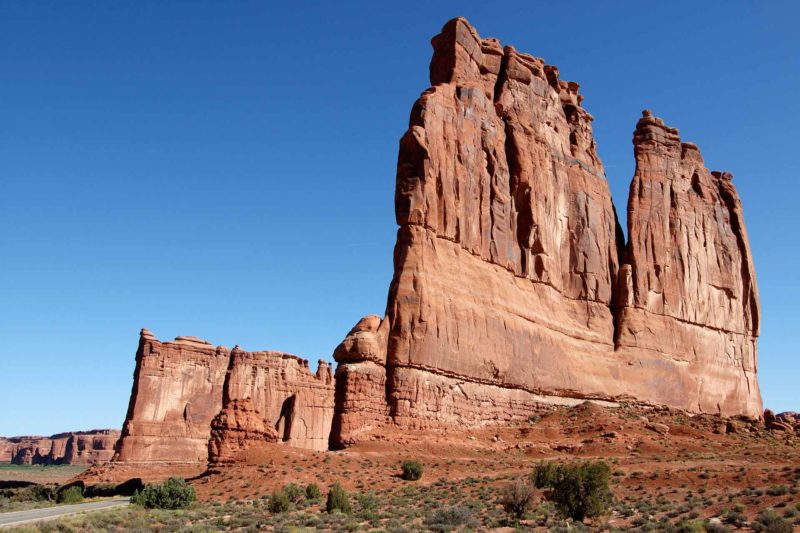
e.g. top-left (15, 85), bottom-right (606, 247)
top-left (500, 478), bottom-right (536, 520)
top-left (267, 489), bottom-right (291, 513)
top-left (305, 482), bottom-right (322, 501)
top-left (752, 509), bottom-right (792, 533)
top-left (424, 505), bottom-right (476, 531)
top-left (400, 459), bottom-right (423, 481)
top-left (326, 482), bottom-right (351, 514)
top-left (532, 460), bottom-right (613, 520)
top-left (56, 486), bottom-right (83, 504)
top-left (130, 477), bottom-right (196, 510)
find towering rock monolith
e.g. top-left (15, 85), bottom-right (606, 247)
top-left (329, 17), bottom-right (761, 447)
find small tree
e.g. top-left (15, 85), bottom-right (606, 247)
top-left (305, 482), bottom-right (322, 502)
top-left (326, 482), bottom-right (351, 514)
top-left (267, 489), bottom-right (291, 513)
top-left (401, 459), bottom-right (424, 481)
top-left (532, 460), bottom-right (613, 521)
top-left (131, 477), bottom-right (196, 509)
top-left (500, 478), bottom-right (536, 521)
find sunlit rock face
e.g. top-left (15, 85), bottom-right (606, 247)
top-left (330, 17), bottom-right (761, 447)
top-left (114, 329), bottom-right (334, 463)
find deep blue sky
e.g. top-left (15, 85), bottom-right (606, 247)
top-left (2, 1), bottom-right (798, 436)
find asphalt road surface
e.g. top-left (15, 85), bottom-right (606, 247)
top-left (0, 498), bottom-right (130, 529)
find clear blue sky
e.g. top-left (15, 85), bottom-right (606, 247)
top-left (2, 1), bottom-right (797, 436)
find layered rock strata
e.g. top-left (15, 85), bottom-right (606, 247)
top-left (329, 17), bottom-right (761, 446)
top-left (2, 430), bottom-right (119, 465)
top-left (114, 329), bottom-right (334, 463)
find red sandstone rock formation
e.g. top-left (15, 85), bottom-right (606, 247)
top-left (112, 17), bottom-right (762, 457)
top-left (329, 17), bottom-right (761, 446)
top-left (114, 330), bottom-right (231, 463)
top-left (615, 110), bottom-right (761, 415)
top-left (1, 430), bottom-right (119, 465)
top-left (114, 329), bottom-right (334, 463)
top-left (208, 398), bottom-right (278, 463)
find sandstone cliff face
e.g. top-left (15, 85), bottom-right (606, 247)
top-left (221, 347), bottom-right (333, 452)
top-left (614, 111), bottom-right (761, 415)
top-left (114, 330), bottom-right (231, 463)
top-left (2, 430), bottom-right (119, 465)
top-left (330, 17), bottom-right (761, 446)
top-left (115, 329), bottom-right (334, 463)
top-left (208, 398), bottom-right (278, 463)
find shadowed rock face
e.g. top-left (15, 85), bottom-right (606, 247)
top-left (1, 430), bottom-right (120, 465)
top-left (329, 17), bottom-right (761, 447)
top-left (114, 329), bottom-right (334, 464)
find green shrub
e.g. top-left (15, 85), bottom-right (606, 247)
top-left (326, 482), bottom-right (351, 514)
top-left (56, 486), bottom-right (83, 504)
top-left (499, 478), bottom-right (536, 520)
top-left (305, 482), bottom-right (322, 502)
top-left (532, 460), bottom-right (613, 520)
top-left (752, 509), bottom-right (792, 533)
top-left (400, 459), bottom-right (423, 481)
top-left (283, 483), bottom-right (305, 505)
top-left (130, 477), bottom-right (196, 510)
top-left (767, 485), bottom-right (789, 496)
top-left (267, 489), bottom-right (291, 513)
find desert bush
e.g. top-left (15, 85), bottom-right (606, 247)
top-left (326, 482), bottom-right (351, 514)
top-left (267, 489), bottom-right (291, 513)
top-left (767, 485), bottom-right (789, 496)
top-left (56, 486), bottom-right (84, 504)
top-left (356, 490), bottom-right (378, 511)
top-left (400, 459), bottom-right (423, 481)
top-left (500, 478), bottom-right (536, 520)
top-left (305, 482), bottom-right (322, 501)
top-left (283, 483), bottom-right (305, 505)
top-left (424, 505), bottom-right (476, 532)
top-left (130, 477), bottom-right (196, 509)
top-left (532, 460), bottom-right (613, 520)
top-left (752, 508), bottom-right (792, 533)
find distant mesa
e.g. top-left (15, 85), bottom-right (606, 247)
top-left (0, 430), bottom-right (119, 465)
top-left (107, 17), bottom-right (761, 466)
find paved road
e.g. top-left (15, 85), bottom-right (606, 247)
top-left (0, 498), bottom-right (130, 529)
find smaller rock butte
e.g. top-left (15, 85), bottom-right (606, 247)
top-left (0, 430), bottom-right (119, 465)
top-left (113, 328), bottom-right (333, 465)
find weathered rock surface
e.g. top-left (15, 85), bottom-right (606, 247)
top-left (209, 398), bottom-right (278, 463)
top-left (330, 17), bottom-right (762, 446)
top-left (114, 329), bottom-right (334, 463)
top-left (1, 430), bottom-right (119, 465)
top-left (114, 329), bottom-right (231, 463)
top-left (614, 110), bottom-right (761, 416)
top-left (222, 346), bottom-right (334, 452)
